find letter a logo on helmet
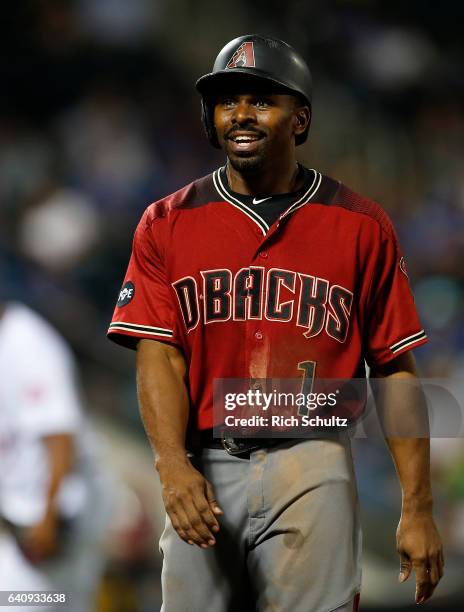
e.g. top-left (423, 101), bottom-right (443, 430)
top-left (226, 42), bottom-right (255, 69)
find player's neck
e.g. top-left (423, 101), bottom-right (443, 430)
top-left (226, 158), bottom-right (302, 196)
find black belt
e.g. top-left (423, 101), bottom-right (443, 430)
top-left (196, 429), bottom-right (299, 456)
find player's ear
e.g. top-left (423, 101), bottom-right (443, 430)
top-left (293, 104), bottom-right (310, 138)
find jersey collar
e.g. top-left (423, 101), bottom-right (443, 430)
top-left (212, 165), bottom-right (322, 235)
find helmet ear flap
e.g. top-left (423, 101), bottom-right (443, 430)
top-left (201, 98), bottom-right (221, 149)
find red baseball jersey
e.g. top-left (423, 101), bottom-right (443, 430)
top-left (108, 167), bottom-right (427, 430)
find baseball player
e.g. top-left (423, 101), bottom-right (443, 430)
top-left (108, 35), bottom-right (443, 611)
top-left (0, 301), bottom-right (111, 611)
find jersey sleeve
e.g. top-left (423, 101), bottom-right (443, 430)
top-left (364, 224), bottom-right (427, 366)
top-left (107, 209), bottom-right (180, 349)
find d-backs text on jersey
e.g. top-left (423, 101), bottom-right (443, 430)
top-left (172, 266), bottom-right (353, 343)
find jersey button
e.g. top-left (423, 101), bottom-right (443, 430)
top-left (255, 330), bottom-right (263, 340)
top-left (259, 251), bottom-right (268, 259)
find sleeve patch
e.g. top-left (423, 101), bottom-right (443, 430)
top-left (117, 281), bottom-right (135, 307)
top-left (399, 256), bottom-right (408, 278)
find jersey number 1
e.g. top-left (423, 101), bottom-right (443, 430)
top-left (297, 360), bottom-right (316, 417)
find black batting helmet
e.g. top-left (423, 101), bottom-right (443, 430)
top-left (196, 34), bottom-right (313, 148)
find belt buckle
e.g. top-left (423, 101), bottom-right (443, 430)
top-left (221, 432), bottom-right (260, 456)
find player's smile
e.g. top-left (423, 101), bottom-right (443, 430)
top-left (226, 127), bottom-right (265, 155)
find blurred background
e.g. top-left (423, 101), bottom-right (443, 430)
top-left (0, 0), bottom-right (463, 610)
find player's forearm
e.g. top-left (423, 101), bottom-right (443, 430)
top-left (371, 352), bottom-right (433, 512)
top-left (136, 339), bottom-right (190, 466)
top-left (385, 437), bottom-right (432, 512)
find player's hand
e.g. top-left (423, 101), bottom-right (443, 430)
top-left (157, 455), bottom-right (223, 549)
top-left (396, 510), bottom-right (444, 604)
top-left (22, 508), bottom-right (59, 562)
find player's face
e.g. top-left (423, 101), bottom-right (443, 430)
top-left (214, 91), bottom-right (307, 174)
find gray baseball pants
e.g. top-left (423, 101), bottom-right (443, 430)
top-left (159, 437), bottom-right (362, 612)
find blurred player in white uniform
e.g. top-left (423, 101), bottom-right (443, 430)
top-left (0, 302), bottom-right (112, 611)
